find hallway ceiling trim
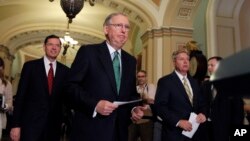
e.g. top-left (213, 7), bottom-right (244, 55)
top-left (0, 0), bottom-right (199, 65)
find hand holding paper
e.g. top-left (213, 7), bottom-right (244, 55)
top-left (182, 112), bottom-right (200, 138)
top-left (96, 100), bottom-right (118, 116)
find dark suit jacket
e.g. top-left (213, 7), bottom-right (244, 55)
top-left (154, 71), bottom-right (207, 141)
top-left (201, 80), bottom-right (244, 141)
top-left (67, 41), bottom-right (139, 141)
top-left (12, 58), bottom-right (69, 141)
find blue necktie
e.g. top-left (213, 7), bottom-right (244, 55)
top-left (113, 51), bottom-right (120, 93)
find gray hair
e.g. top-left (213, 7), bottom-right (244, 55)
top-left (172, 48), bottom-right (189, 60)
top-left (103, 12), bottom-right (128, 26)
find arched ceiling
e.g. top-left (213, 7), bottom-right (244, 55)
top-left (0, 0), bottom-right (206, 69)
top-left (0, 0), bottom-right (155, 64)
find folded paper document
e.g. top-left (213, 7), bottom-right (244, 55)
top-left (182, 112), bottom-right (200, 138)
top-left (113, 99), bottom-right (142, 106)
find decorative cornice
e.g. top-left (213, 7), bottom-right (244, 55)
top-left (182, 0), bottom-right (198, 7)
top-left (0, 45), bottom-right (15, 60)
top-left (101, 0), bottom-right (145, 25)
top-left (7, 29), bottom-right (103, 53)
top-left (176, 0), bottom-right (200, 20)
top-left (141, 26), bottom-right (193, 42)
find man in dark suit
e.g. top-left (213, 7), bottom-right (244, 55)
top-left (67, 12), bottom-right (145, 141)
top-left (10, 34), bottom-right (69, 141)
top-left (154, 48), bottom-right (207, 141)
top-left (201, 56), bottom-right (244, 141)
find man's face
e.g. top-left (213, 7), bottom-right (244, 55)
top-left (43, 38), bottom-right (61, 61)
top-left (208, 58), bottom-right (219, 75)
top-left (174, 52), bottom-right (190, 75)
top-left (104, 15), bottom-right (130, 50)
top-left (137, 72), bottom-right (147, 85)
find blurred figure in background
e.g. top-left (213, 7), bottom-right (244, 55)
top-left (201, 56), bottom-right (244, 141)
top-left (243, 98), bottom-right (250, 125)
top-left (128, 70), bottom-right (156, 141)
top-left (0, 57), bottom-right (13, 140)
top-left (207, 56), bottom-right (222, 76)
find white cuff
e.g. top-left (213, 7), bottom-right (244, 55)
top-left (131, 107), bottom-right (137, 113)
top-left (92, 107), bottom-right (97, 118)
top-left (4, 104), bottom-right (8, 109)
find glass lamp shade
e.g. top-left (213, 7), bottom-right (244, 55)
top-left (60, 34), bottom-right (78, 56)
top-left (60, 0), bottom-right (84, 23)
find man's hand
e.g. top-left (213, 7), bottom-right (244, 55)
top-left (96, 100), bottom-right (118, 116)
top-left (196, 113), bottom-right (206, 123)
top-left (178, 120), bottom-right (192, 131)
top-left (131, 106), bottom-right (147, 122)
top-left (10, 127), bottom-right (21, 141)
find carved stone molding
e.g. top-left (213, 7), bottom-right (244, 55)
top-left (0, 45), bottom-right (15, 61)
top-left (141, 26), bottom-right (193, 42)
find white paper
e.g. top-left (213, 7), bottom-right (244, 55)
top-left (113, 99), bottom-right (142, 106)
top-left (182, 112), bottom-right (200, 138)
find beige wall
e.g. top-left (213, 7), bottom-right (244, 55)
top-left (141, 27), bottom-right (193, 85)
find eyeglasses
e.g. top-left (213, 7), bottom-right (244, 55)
top-left (109, 23), bottom-right (130, 31)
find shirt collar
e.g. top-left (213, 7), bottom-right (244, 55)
top-left (106, 42), bottom-right (121, 55)
top-left (43, 56), bottom-right (56, 67)
top-left (175, 70), bottom-right (187, 81)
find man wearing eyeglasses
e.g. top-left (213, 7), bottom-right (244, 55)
top-left (128, 70), bottom-right (157, 141)
top-left (67, 12), bottom-right (145, 141)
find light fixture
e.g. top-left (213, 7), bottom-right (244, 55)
top-left (50, 0), bottom-right (96, 23)
top-left (60, 24), bottom-right (78, 56)
top-left (49, 0), bottom-right (95, 55)
top-left (60, 0), bottom-right (83, 24)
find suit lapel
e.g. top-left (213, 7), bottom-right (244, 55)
top-left (37, 58), bottom-right (49, 95)
top-left (52, 62), bottom-right (61, 95)
top-left (119, 50), bottom-right (130, 94)
top-left (188, 75), bottom-right (196, 105)
top-left (97, 42), bottom-right (117, 94)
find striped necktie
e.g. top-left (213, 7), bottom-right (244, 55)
top-left (183, 77), bottom-right (193, 104)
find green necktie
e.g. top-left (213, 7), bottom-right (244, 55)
top-left (113, 51), bottom-right (120, 93)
